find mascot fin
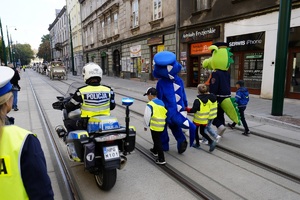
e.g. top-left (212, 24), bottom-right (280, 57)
top-left (167, 65), bottom-right (173, 72)
top-left (168, 74), bottom-right (174, 80)
top-left (177, 104), bottom-right (182, 112)
top-left (183, 119), bottom-right (189, 127)
top-left (181, 111), bottom-right (188, 118)
top-left (175, 94), bottom-right (181, 102)
top-left (173, 83), bottom-right (180, 92)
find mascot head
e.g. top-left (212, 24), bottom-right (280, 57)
top-left (153, 51), bottom-right (182, 79)
top-left (202, 42), bottom-right (234, 71)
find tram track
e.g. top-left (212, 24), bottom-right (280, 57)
top-left (26, 72), bottom-right (79, 199)
top-left (55, 77), bottom-right (219, 199)
top-left (64, 76), bottom-right (300, 188)
top-left (29, 72), bottom-right (300, 199)
top-left (29, 73), bottom-right (213, 199)
top-left (65, 75), bottom-right (300, 183)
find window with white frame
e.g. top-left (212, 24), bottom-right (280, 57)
top-left (114, 13), bottom-right (118, 35)
top-left (132, 0), bottom-right (139, 28)
top-left (195, 0), bottom-right (211, 12)
top-left (101, 20), bottom-right (105, 39)
top-left (85, 29), bottom-right (88, 46)
top-left (107, 16), bottom-right (111, 37)
top-left (90, 26), bottom-right (94, 44)
top-left (153, 0), bottom-right (162, 20)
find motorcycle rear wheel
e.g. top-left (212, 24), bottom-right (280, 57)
top-left (94, 168), bottom-right (117, 191)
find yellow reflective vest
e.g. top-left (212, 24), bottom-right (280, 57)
top-left (148, 101), bottom-right (167, 132)
top-left (79, 85), bottom-right (111, 118)
top-left (0, 125), bottom-right (32, 200)
top-left (208, 99), bottom-right (217, 120)
top-left (193, 99), bottom-right (210, 125)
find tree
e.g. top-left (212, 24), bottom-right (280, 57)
top-left (37, 34), bottom-right (51, 62)
top-left (13, 43), bottom-right (34, 65)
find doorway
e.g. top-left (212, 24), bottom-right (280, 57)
top-left (189, 55), bottom-right (211, 87)
top-left (286, 48), bottom-right (300, 99)
top-left (113, 50), bottom-right (120, 77)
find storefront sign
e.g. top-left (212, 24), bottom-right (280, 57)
top-left (227, 32), bottom-right (265, 51)
top-left (181, 26), bottom-right (220, 43)
top-left (190, 41), bottom-right (213, 55)
top-left (157, 45), bottom-right (164, 52)
top-left (130, 45), bottom-right (141, 57)
top-left (147, 35), bottom-right (164, 45)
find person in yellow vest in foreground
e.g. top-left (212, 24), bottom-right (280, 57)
top-left (0, 66), bottom-right (54, 200)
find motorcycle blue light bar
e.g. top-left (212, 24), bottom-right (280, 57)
top-left (122, 97), bottom-right (134, 106)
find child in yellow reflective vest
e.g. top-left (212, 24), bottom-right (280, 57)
top-left (186, 84), bottom-right (217, 152)
top-left (143, 87), bottom-right (167, 165)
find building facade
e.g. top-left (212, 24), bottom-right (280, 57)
top-left (78, 0), bottom-right (176, 80)
top-left (48, 6), bottom-right (70, 69)
top-left (179, 0), bottom-right (300, 99)
top-left (66, 0), bottom-right (84, 75)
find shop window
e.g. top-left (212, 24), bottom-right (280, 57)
top-left (132, 0), bottom-right (139, 28)
top-left (243, 52), bottom-right (263, 89)
top-left (195, 0), bottom-right (211, 12)
top-left (153, 0), bottom-right (162, 21)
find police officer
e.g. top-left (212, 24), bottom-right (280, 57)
top-left (65, 62), bottom-right (115, 121)
top-left (0, 66), bottom-right (54, 199)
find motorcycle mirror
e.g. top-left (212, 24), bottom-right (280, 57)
top-left (122, 97), bottom-right (134, 106)
top-left (52, 101), bottom-right (64, 110)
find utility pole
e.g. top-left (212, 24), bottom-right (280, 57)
top-left (69, 14), bottom-right (75, 75)
top-left (0, 18), bottom-right (7, 65)
top-left (271, 0), bottom-right (292, 116)
top-left (6, 26), bottom-right (12, 63)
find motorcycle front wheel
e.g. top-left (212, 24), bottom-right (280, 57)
top-left (94, 168), bottom-right (117, 191)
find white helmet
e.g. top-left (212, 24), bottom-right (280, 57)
top-left (82, 62), bottom-right (103, 83)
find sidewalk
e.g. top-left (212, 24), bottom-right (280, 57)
top-left (101, 75), bottom-right (300, 131)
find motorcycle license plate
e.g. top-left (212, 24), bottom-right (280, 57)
top-left (103, 146), bottom-right (119, 160)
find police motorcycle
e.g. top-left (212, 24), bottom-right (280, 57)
top-left (52, 82), bottom-right (136, 191)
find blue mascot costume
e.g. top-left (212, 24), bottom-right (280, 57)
top-left (153, 51), bottom-right (196, 154)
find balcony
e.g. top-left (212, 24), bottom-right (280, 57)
top-left (55, 42), bottom-right (63, 50)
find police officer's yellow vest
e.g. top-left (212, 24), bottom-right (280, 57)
top-left (208, 99), bottom-right (217, 120)
top-left (193, 99), bottom-right (210, 125)
top-left (0, 125), bottom-right (32, 200)
top-left (148, 101), bottom-right (167, 132)
top-left (79, 85), bottom-right (111, 119)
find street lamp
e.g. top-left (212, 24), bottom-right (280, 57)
top-left (6, 26), bottom-right (17, 64)
top-left (0, 18), bottom-right (7, 65)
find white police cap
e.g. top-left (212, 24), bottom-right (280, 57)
top-left (0, 66), bottom-right (14, 96)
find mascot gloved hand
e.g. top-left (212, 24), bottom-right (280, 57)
top-left (203, 42), bottom-right (240, 136)
top-left (153, 51), bottom-right (196, 154)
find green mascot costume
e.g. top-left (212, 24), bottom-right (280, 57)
top-left (203, 42), bottom-right (240, 136)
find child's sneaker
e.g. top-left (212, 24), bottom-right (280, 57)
top-left (150, 148), bottom-right (158, 157)
top-left (209, 141), bottom-right (217, 152)
top-left (227, 123), bottom-right (234, 129)
top-left (155, 159), bottom-right (166, 165)
top-left (242, 131), bottom-right (250, 136)
top-left (216, 135), bottom-right (222, 143)
top-left (192, 143), bottom-right (201, 149)
top-left (199, 140), bottom-right (208, 145)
